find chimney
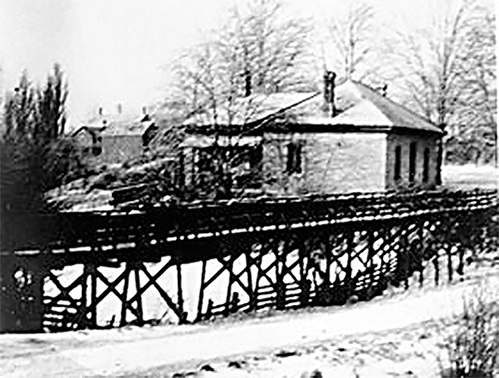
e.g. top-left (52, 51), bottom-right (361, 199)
top-left (142, 106), bottom-right (147, 115)
top-left (98, 107), bottom-right (103, 116)
top-left (382, 84), bottom-right (388, 97)
top-left (323, 71), bottom-right (337, 117)
top-left (117, 103), bottom-right (122, 114)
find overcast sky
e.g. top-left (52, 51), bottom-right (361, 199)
top-left (0, 0), bottom-right (479, 127)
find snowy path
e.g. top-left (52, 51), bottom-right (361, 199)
top-left (1, 265), bottom-right (497, 378)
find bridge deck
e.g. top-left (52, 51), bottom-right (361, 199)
top-left (2, 189), bottom-right (497, 267)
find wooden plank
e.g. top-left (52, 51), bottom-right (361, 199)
top-left (433, 252), bottom-right (440, 285)
top-left (217, 256), bottom-right (253, 298)
top-left (90, 264), bottom-right (97, 327)
top-left (78, 265), bottom-right (88, 328)
top-left (324, 231), bottom-right (332, 286)
top-left (196, 260), bottom-right (207, 321)
top-left (224, 255), bottom-right (235, 317)
top-left (88, 265), bottom-right (135, 324)
top-left (204, 261), bottom-right (229, 288)
top-left (120, 263), bottom-right (130, 326)
top-left (45, 271), bottom-right (84, 310)
top-left (126, 259), bottom-right (174, 304)
top-left (176, 263), bottom-right (184, 322)
top-left (93, 266), bottom-right (141, 319)
top-left (139, 263), bottom-right (183, 320)
top-left (134, 264), bottom-right (143, 324)
top-left (280, 255), bottom-right (301, 285)
top-left (254, 242), bottom-right (279, 292)
top-left (245, 250), bottom-right (255, 311)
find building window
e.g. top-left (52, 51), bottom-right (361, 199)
top-left (92, 145), bottom-right (102, 156)
top-left (409, 142), bottom-right (417, 183)
top-left (286, 142), bottom-right (302, 174)
top-left (92, 135), bottom-right (102, 156)
top-left (394, 145), bottom-right (401, 181)
top-left (423, 148), bottom-right (430, 183)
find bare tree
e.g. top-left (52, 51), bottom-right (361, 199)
top-left (393, 0), bottom-right (496, 166)
top-left (325, 2), bottom-right (381, 83)
top-left (157, 0), bottom-right (315, 198)
top-left (446, 6), bottom-right (496, 164)
top-left (171, 0), bottom-right (313, 124)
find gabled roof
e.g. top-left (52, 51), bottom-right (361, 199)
top-left (287, 81), bottom-right (442, 134)
top-left (72, 125), bottom-right (106, 139)
top-left (185, 80), bottom-right (443, 136)
top-left (184, 92), bottom-right (317, 128)
top-left (75, 115), bottom-right (155, 138)
top-left (100, 119), bottom-right (155, 137)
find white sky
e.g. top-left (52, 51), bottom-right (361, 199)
top-left (0, 0), bottom-right (486, 127)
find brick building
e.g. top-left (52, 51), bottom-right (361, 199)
top-left (180, 76), bottom-right (443, 196)
top-left (73, 111), bottom-right (157, 166)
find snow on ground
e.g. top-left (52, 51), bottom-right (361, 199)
top-left (442, 164), bottom-right (498, 189)
top-left (5, 164), bottom-right (495, 377)
top-left (1, 261), bottom-right (497, 378)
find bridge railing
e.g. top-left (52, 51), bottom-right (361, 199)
top-left (1, 189), bottom-right (497, 259)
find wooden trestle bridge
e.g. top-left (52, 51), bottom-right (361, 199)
top-left (1, 189), bottom-right (497, 333)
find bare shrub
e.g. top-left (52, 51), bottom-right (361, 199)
top-left (442, 284), bottom-right (499, 377)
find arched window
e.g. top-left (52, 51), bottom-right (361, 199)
top-left (409, 142), bottom-right (417, 183)
top-left (394, 145), bottom-right (401, 181)
top-left (423, 148), bottom-right (430, 183)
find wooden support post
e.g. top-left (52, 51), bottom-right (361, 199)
top-left (419, 264), bottom-right (424, 287)
top-left (456, 246), bottom-right (465, 276)
top-left (120, 263), bottom-right (130, 326)
top-left (298, 240), bottom-right (309, 307)
top-left (224, 256), bottom-right (235, 317)
top-left (176, 263), bottom-right (184, 322)
top-left (196, 260), bottom-right (207, 321)
top-left (134, 263), bottom-right (143, 324)
top-left (245, 250), bottom-right (255, 312)
top-left (345, 232), bottom-right (354, 296)
top-left (254, 254), bottom-right (264, 297)
top-left (433, 252), bottom-right (440, 286)
top-left (398, 228), bottom-right (409, 290)
top-left (90, 264), bottom-right (97, 328)
top-left (138, 263), bottom-right (183, 321)
top-left (275, 238), bottom-right (285, 310)
top-left (368, 229), bottom-right (376, 293)
top-left (253, 240), bottom-right (278, 299)
top-left (324, 232), bottom-right (331, 288)
top-left (447, 244), bottom-right (453, 282)
top-left (80, 264), bottom-right (88, 328)
top-left (418, 223), bottom-right (424, 287)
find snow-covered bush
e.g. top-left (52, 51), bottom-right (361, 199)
top-left (442, 284), bottom-right (499, 377)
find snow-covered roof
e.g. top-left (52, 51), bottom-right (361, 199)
top-left (101, 119), bottom-right (154, 137)
top-left (74, 114), bottom-right (155, 138)
top-left (289, 81), bottom-right (442, 134)
top-left (185, 80), bottom-right (443, 135)
top-left (183, 92), bottom-right (318, 127)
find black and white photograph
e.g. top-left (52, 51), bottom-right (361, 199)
top-left (0, 0), bottom-right (497, 377)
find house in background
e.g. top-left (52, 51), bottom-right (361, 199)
top-left (179, 74), bottom-right (444, 197)
top-left (73, 107), bottom-right (158, 166)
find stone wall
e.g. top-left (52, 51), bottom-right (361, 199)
top-left (262, 132), bottom-right (387, 195)
top-left (180, 130), bottom-right (441, 197)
